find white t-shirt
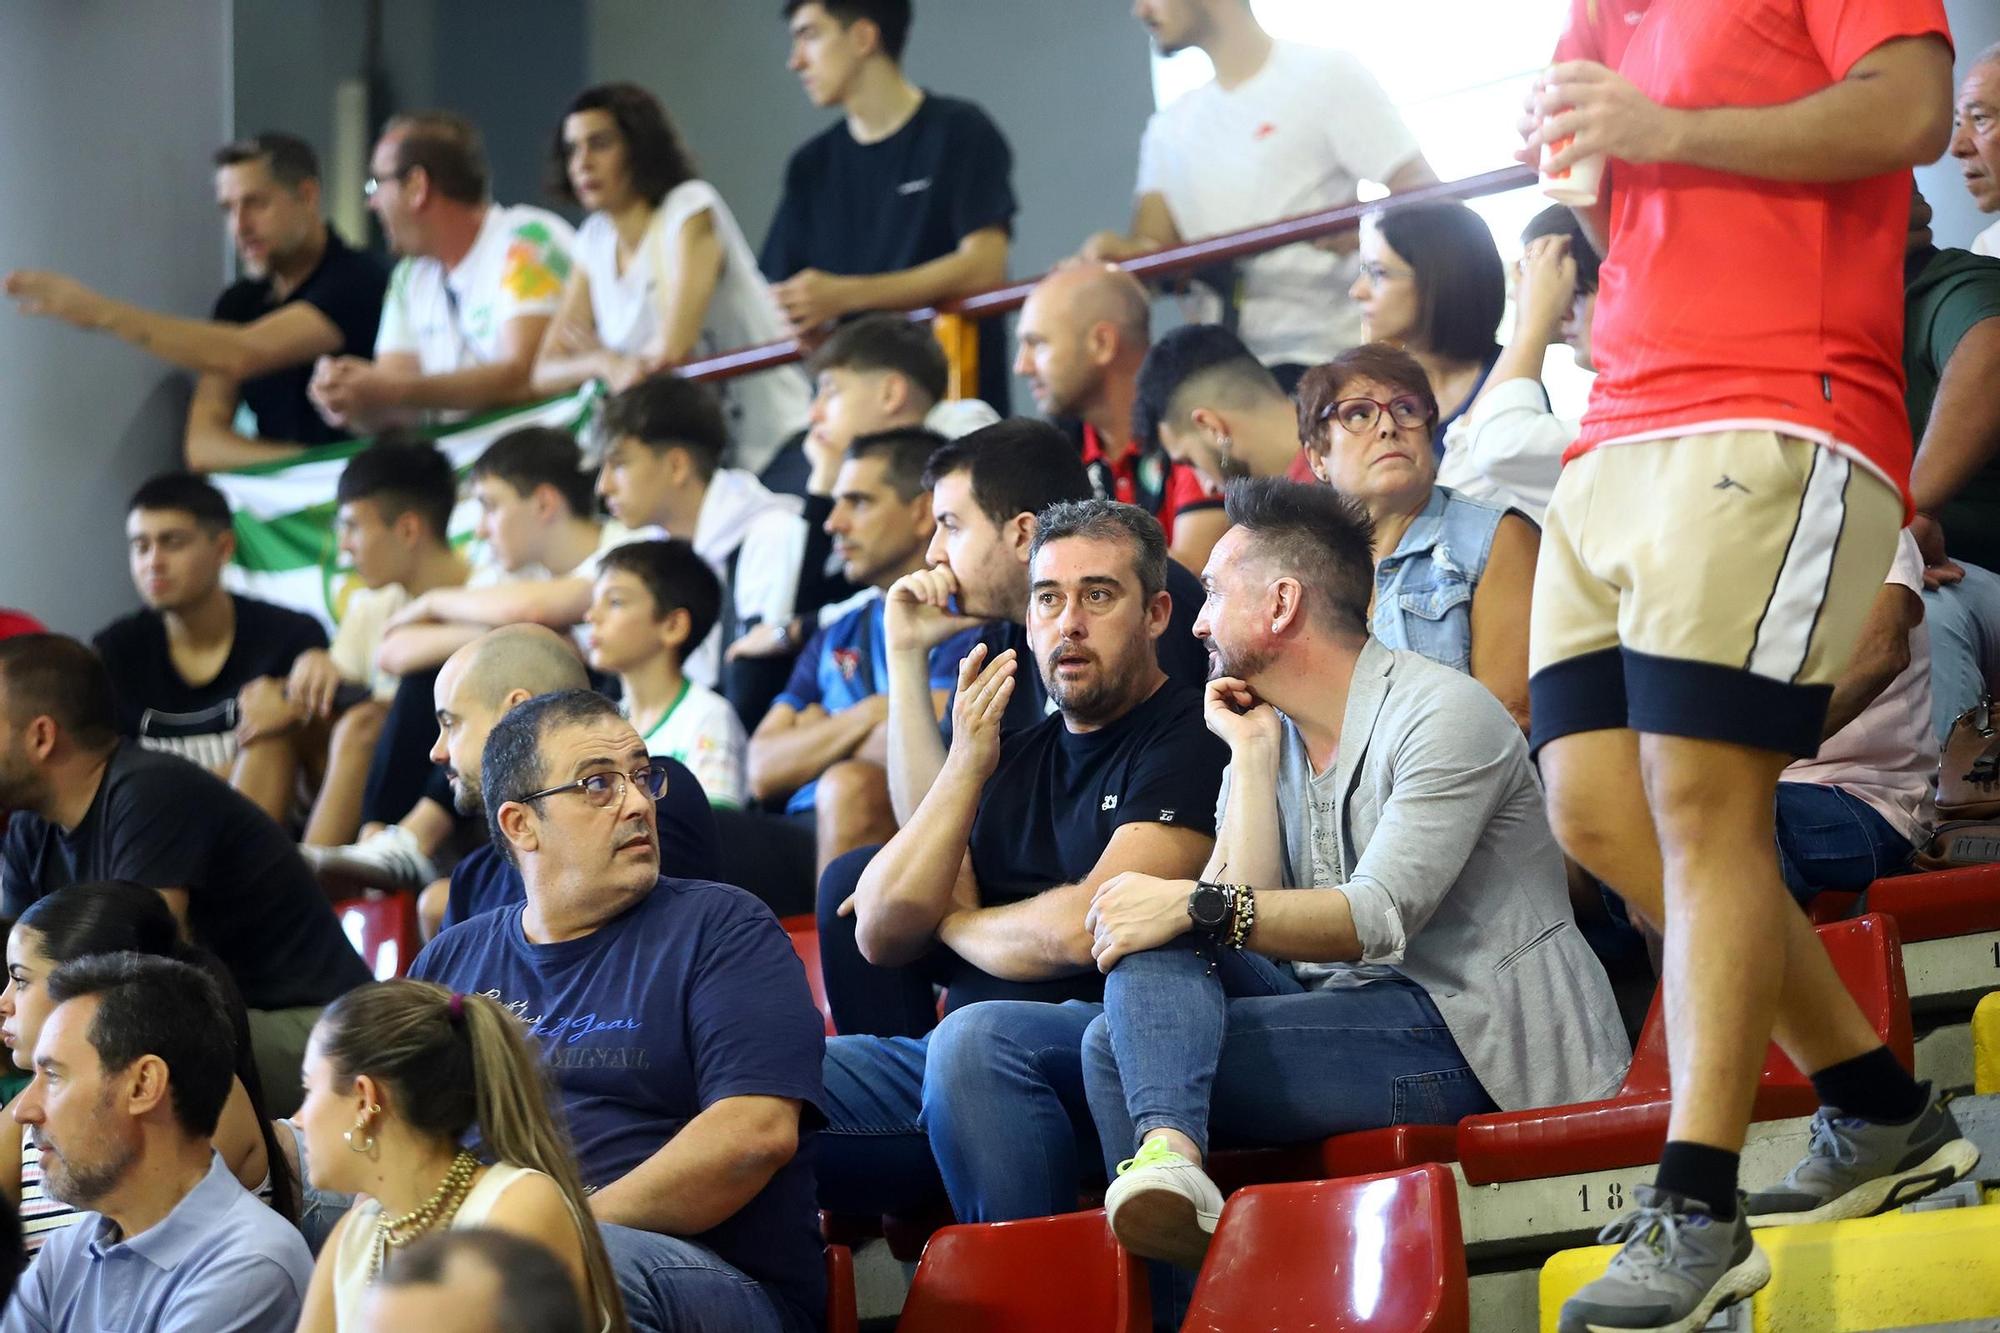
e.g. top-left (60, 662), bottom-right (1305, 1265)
top-left (329, 583), bottom-right (408, 702)
top-left (627, 680), bottom-right (747, 809)
top-left (1441, 377), bottom-right (1574, 523)
top-left (1136, 41), bottom-right (1421, 365)
top-left (1782, 531), bottom-right (1934, 841)
top-left (1974, 219), bottom-right (2000, 259)
top-left (376, 204), bottom-right (577, 380)
top-left (684, 469), bottom-right (807, 689)
top-left (574, 183), bottom-right (809, 476)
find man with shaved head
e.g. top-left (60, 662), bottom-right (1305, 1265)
top-left (1016, 263), bottom-right (1226, 569)
top-left (423, 625), bottom-right (716, 935)
top-left (1955, 44), bottom-right (2000, 256)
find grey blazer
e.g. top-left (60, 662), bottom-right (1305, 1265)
top-left (1253, 639), bottom-right (1631, 1113)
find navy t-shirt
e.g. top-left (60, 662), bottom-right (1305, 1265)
top-left (211, 228), bottom-right (388, 446)
top-left (410, 878), bottom-right (826, 1327)
top-left (760, 93), bottom-right (1016, 412)
top-left (440, 755), bottom-right (718, 931)
top-left (941, 679), bottom-right (1227, 1009)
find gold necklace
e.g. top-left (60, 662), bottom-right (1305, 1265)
top-left (367, 1150), bottom-right (480, 1280)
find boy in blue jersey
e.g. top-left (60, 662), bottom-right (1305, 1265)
top-left (749, 427), bottom-right (979, 873)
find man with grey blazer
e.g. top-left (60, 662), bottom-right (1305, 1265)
top-left (1079, 477), bottom-right (1631, 1272)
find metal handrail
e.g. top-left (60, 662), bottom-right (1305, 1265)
top-left (676, 163), bottom-right (1538, 386)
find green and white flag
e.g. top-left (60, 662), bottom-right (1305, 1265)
top-left (212, 388), bottom-right (601, 630)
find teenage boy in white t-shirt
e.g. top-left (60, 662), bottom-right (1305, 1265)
top-left (1083, 0), bottom-right (1436, 381)
top-left (377, 426), bottom-right (638, 675)
top-left (309, 112), bottom-right (575, 432)
top-left (587, 540), bottom-right (749, 809)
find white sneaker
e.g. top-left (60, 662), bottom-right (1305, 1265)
top-left (300, 825), bottom-right (436, 892)
top-left (1103, 1137), bottom-right (1224, 1269)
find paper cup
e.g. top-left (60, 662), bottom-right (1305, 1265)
top-left (1540, 136), bottom-right (1605, 207)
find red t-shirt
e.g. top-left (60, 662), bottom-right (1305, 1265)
top-left (1557, 0), bottom-right (1951, 504)
top-left (1081, 425), bottom-right (1222, 543)
top-left (1285, 448), bottom-right (1318, 484)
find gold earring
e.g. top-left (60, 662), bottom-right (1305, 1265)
top-left (343, 1125), bottom-right (375, 1154)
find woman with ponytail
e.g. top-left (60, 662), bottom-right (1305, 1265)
top-left (293, 979), bottom-right (625, 1333)
top-left (0, 880), bottom-right (296, 1252)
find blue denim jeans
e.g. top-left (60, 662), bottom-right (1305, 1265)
top-left (1923, 561), bottom-right (2000, 744)
top-left (817, 999), bottom-right (1105, 1223)
top-left (600, 1223), bottom-right (806, 1333)
top-left (1081, 941), bottom-right (1493, 1168)
top-left (1774, 782), bottom-right (1913, 907)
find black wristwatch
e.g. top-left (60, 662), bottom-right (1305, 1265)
top-left (1188, 881), bottom-right (1233, 938)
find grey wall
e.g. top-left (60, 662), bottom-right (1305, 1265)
top-left (1919, 0), bottom-right (2000, 251)
top-left (0, 0), bottom-right (233, 634)
top-left (586, 0), bottom-right (1158, 285)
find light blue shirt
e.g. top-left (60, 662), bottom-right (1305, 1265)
top-left (3, 1151), bottom-right (311, 1333)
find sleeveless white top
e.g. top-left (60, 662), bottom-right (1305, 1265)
top-left (575, 181), bottom-right (809, 474)
top-left (329, 1163), bottom-right (539, 1325)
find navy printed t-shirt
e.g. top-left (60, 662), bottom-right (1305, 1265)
top-left (411, 877), bottom-right (826, 1326)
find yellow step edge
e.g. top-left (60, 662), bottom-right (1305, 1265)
top-left (1976, 992), bottom-right (2000, 1097)
top-left (1539, 1204), bottom-right (2000, 1332)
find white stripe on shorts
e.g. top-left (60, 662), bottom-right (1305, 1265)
top-left (1746, 447), bottom-right (1851, 683)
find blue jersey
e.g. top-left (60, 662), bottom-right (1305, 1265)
top-left (774, 593), bottom-right (982, 813)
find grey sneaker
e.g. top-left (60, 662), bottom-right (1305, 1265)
top-left (1744, 1093), bottom-right (1980, 1227)
top-left (1558, 1187), bottom-right (1769, 1333)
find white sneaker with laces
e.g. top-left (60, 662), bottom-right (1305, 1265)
top-left (300, 824), bottom-right (437, 891)
top-left (1102, 1137), bottom-right (1224, 1269)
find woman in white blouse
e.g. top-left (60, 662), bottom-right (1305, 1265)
top-left (532, 83), bottom-right (808, 474)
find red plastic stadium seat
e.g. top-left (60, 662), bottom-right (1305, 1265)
top-left (336, 893), bottom-right (419, 980)
top-left (897, 1209), bottom-right (1148, 1333)
top-left (1184, 1164), bottom-right (1469, 1333)
top-left (1209, 1123), bottom-right (1460, 1195)
top-left (1812, 864), bottom-right (2000, 939)
top-left (1454, 913), bottom-right (1912, 1185)
top-left (825, 1245), bottom-right (858, 1333)
top-left (780, 915), bottom-right (836, 1037)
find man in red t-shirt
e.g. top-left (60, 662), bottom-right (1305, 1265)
top-left (1520, 3), bottom-right (1970, 1328)
top-left (1014, 263), bottom-right (1227, 570)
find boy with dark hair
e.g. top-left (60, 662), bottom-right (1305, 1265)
top-left (374, 426), bottom-right (632, 677)
top-left (92, 473), bottom-right (330, 827)
top-left (765, 0), bottom-right (1018, 412)
top-left (587, 540), bottom-right (747, 809)
top-left (597, 374), bottom-right (808, 724)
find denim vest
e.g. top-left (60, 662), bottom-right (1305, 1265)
top-left (1370, 485), bottom-right (1508, 674)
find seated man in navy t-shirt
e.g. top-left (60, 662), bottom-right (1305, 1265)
top-left (411, 688), bottom-right (824, 1333)
top-left (409, 625), bottom-right (716, 938)
top-left (749, 428), bottom-right (980, 875)
top-left (815, 498), bottom-right (1226, 1227)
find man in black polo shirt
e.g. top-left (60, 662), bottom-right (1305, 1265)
top-left (0, 635), bottom-right (370, 1114)
top-left (764, 0), bottom-right (1016, 412)
top-left (2, 132), bottom-right (387, 472)
top-left (813, 499), bottom-right (1227, 1226)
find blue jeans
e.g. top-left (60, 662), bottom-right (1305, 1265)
top-left (817, 1000), bottom-right (1105, 1223)
top-left (1775, 782), bottom-right (1912, 907)
top-left (601, 1223), bottom-right (805, 1333)
top-left (1923, 561), bottom-right (2000, 744)
top-left (1081, 942), bottom-right (1493, 1167)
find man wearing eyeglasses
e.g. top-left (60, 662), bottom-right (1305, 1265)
top-left (309, 112), bottom-right (575, 433)
top-left (409, 685), bottom-right (826, 1333)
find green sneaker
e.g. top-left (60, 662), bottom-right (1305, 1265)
top-left (1102, 1137), bottom-right (1223, 1270)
